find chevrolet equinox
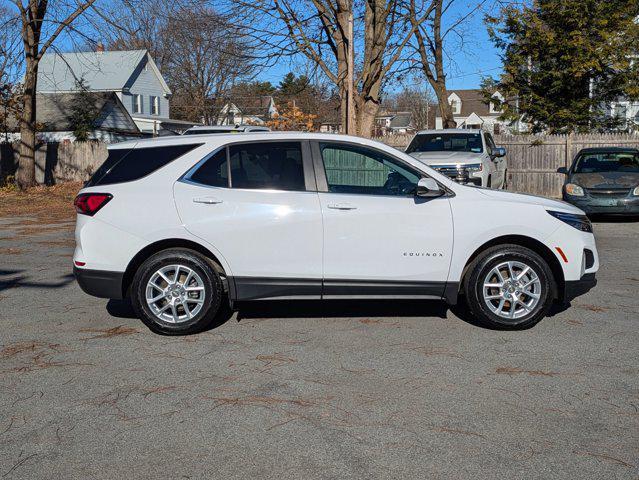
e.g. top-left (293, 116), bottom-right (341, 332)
top-left (73, 133), bottom-right (598, 334)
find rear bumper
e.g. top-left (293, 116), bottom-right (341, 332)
top-left (74, 267), bottom-right (124, 299)
top-left (561, 273), bottom-right (597, 304)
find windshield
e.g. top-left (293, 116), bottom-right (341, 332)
top-left (406, 133), bottom-right (483, 154)
top-left (573, 152), bottom-right (639, 173)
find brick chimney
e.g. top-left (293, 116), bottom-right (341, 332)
top-left (96, 42), bottom-right (105, 53)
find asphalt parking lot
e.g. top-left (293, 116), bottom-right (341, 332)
top-left (1, 214), bottom-right (638, 479)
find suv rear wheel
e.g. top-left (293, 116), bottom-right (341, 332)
top-left (463, 244), bottom-right (555, 329)
top-left (131, 248), bottom-right (223, 334)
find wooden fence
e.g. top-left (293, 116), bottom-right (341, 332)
top-left (0, 141), bottom-right (108, 184)
top-left (376, 133), bottom-right (639, 197)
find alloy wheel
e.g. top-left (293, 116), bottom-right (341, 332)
top-left (482, 260), bottom-right (542, 320)
top-left (145, 264), bottom-right (205, 323)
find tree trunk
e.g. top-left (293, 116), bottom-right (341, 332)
top-left (17, 60), bottom-right (37, 189)
top-left (433, 80), bottom-right (456, 129)
top-left (354, 87), bottom-right (381, 138)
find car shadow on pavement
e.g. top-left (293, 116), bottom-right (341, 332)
top-left (107, 297), bottom-right (565, 332)
top-left (235, 299), bottom-right (449, 320)
top-left (0, 270), bottom-right (75, 293)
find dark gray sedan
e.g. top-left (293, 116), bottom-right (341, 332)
top-left (559, 147), bottom-right (639, 215)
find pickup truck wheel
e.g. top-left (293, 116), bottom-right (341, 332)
top-left (131, 248), bottom-right (222, 335)
top-left (463, 245), bottom-right (555, 329)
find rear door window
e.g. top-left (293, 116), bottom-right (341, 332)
top-left (87, 143), bottom-right (202, 187)
top-left (228, 142), bottom-right (305, 191)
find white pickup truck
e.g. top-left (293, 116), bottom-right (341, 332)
top-left (406, 129), bottom-right (508, 189)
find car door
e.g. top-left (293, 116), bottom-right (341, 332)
top-left (484, 132), bottom-right (505, 188)
top-left (173, 140), bottom-right (323, 300)
top-left (312, 141), bottom-right (454, 299)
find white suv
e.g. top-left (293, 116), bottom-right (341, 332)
top-left (406, 129), bottom-right (507, 189)
top-left (74, 133), bottom-right (598, 334)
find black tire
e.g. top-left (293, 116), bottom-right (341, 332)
top-left (463, 244), bottom-right (556, 330)
top-left (130, 248), bottom-right (223, 335)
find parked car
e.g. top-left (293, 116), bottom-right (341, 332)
top-left (559, 147), bottom-right (639, 215)
top-left (183, 125), bottom-right (270, 135)
top-left (405, 129), bottom-right (507, 189)
top-left (73, 133), bottom-right (597, 334)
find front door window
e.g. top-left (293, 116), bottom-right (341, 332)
top-left (320, 142), bottom-right (421, 196)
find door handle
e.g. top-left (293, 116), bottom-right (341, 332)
top-left (327, 203), bottom-right (357, 210)
top-left (193, 196), bottom-right (223, 204)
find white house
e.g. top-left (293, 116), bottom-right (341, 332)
top-left (216, 96), bottom-right (278, 125)
top-left (36, 48), bottom-right (197, 136)
top-left (435, 89), bottom-right (519, 134)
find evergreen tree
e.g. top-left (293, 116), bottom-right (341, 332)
top-left (485, 0), bottom-right (639, 133)
top-left (278, 73), bottom-right (310, 96)
top-left (67, 78), bottom-right (99, 141)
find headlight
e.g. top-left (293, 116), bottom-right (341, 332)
top-left (565, 183), bottom-right (584, 196)
top-left (633, 186), bottom-right (639, 196)
top-left (463, 163), bottom-right (483, 172)
top-left (547, 210), bottom-right (592, 233)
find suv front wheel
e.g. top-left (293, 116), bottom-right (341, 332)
top-left (131, 248), bottom-right (223, 334)
top-left (463, 245), bottom-right (555, 329)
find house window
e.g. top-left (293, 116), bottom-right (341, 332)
top-left (450, 99), bottom-right (461, 115)
top-left (151, 96), bottom-right (160, 116)
top-left (133, 94), bottom-right (142, 114)
top-left (613, 104), bottom-right (627, 119)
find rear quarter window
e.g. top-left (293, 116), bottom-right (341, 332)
top-left (86, 143), bottom-right (203, 186)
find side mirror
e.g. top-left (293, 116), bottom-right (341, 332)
top-left (492, 147), bottom-right (506, 158)
top-left (416, 177), bottom-right (443, 198)
top-left (557, 167), bottom-right (568, 175)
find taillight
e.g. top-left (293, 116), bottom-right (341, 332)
top-left (74, 193), bottom-right (112, 216)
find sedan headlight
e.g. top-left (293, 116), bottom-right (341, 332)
top-left (633, 186), bottom-right (639, 196)
top-left (565, 183), bottom-right (584, 196)
top-left (547, 210), bottom-right (593, 233)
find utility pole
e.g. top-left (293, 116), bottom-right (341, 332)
top-left (1, 86), bottom-right (8, 143)
top-left (345, 4), bottom-right (355, 135)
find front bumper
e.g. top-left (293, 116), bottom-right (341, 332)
top-left (561, 273), bottom-right (597, 304)
top-left (74, 266), bottom-right (124, 299)
top-left (430, 165), bottom-right (484, 186)
top-left (563, 193), bottom-right (639, 215)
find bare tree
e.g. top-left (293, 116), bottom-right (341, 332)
top-left (384, 83), bottom-right (434, 129)
top-left (97, 2), bottom-right (255, 124)
top-left (0, 5), bottom-right (21, 85)
top-left (164, 9), bottom-right (255, 123)
top-left (11, 0), bottom-right (97, 189)
top-left (237, 0), bottom-right (435, 137)
top-left (408, 0), bottom-right (487, 129)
